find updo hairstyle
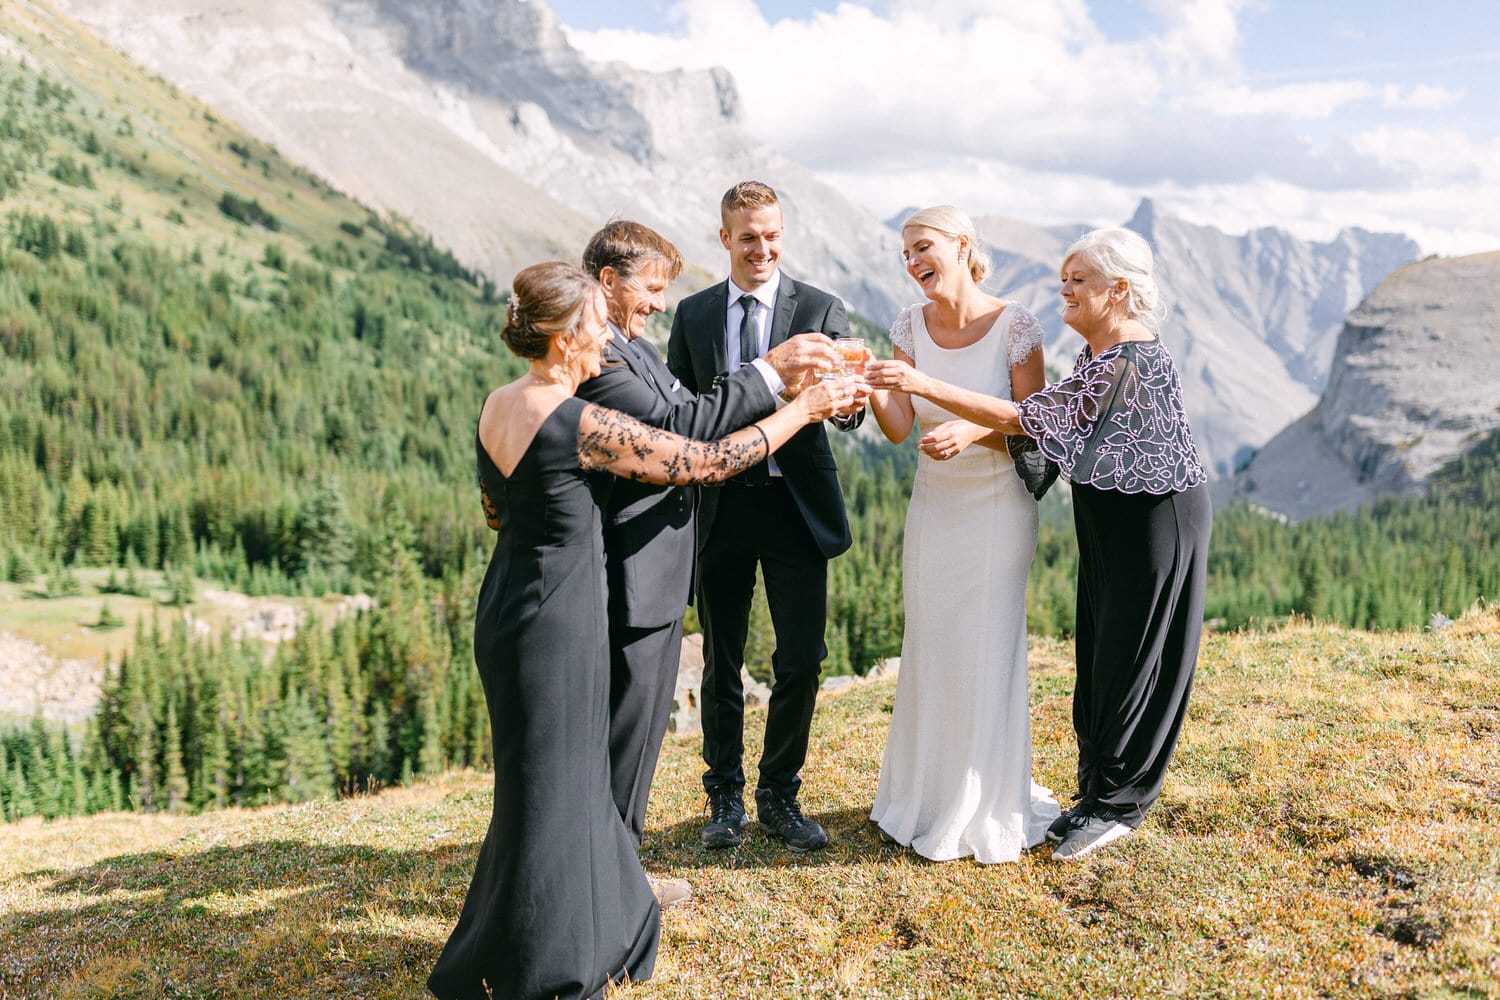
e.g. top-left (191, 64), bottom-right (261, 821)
top-left (1061, 228), bottom-right (1163, 330)
top-left (502, 261), bottom-right (600, 360)
top-left (901, 205), bottom-right (990, 285)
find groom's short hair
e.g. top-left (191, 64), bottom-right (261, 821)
top-left (582, 219), bottom-right (683, 282)
top-left (720, 181), bottom-right (779, 227)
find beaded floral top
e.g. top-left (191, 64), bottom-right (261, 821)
top-left (1016, 339), bottom-right (1207, 494)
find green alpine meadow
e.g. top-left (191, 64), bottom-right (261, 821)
top-left (2, 611), bottom-right (1498, 996)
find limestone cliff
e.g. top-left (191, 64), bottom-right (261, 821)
top-left (1229, 251), bottom-right (1500, 520)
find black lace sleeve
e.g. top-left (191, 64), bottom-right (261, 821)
top-left (576, 403), bottom-right (770, 486)
top-left (1016, 341), bottom-right (1207, 493)
top-left (1015, 347), bottom-right (1128, 478)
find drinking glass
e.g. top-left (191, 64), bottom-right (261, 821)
top-left (836, 338), bottom-right (866, 375)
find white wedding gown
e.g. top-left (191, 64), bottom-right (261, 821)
top-left (870, 303), bottom-right (1060, 863)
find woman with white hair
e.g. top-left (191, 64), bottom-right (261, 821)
top-left (867, 227), bottom-right (1211, 862)
top-left (865, 205), bottom-right (1061, 863)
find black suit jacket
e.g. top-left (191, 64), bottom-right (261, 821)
top-left (666, 274), bottom-right (856, 561)
top-left (576, 327), bottom-right (777, 628)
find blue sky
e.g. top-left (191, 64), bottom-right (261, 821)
top-left (546, 0), bottom-right (1500, 254)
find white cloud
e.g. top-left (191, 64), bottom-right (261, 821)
top-left (559, 0), bottom-right (1500, 255)
top-left (1351, 125), bottom-right (1500, 186)
top-left (1177, 81), bottom-right (1376, 119)
top-left (1176, 80), bottom-right (1465, 121)
top-left (1381, 83), bottom-right (1463, 110)
top-left (1145, 0), bottom-right (1254, 72)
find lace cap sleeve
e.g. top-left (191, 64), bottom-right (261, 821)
top-left (1006, 306), bottom-right (1045, 368)
top-left (889, 304), bottom-right (917, 357)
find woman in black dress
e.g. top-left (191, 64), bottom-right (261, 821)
top-left (428, 262), bottom-right (853, 1000)
top-left (865, 228), bottom-right (1210, 863)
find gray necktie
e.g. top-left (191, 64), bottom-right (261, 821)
top-left (737, 294), bottom-right (759, 366)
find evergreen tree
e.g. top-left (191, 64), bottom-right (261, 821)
top-left (128, 691), bottom-right (157, 813)
top-left (7, 758), bottom-right (35, 820)
top-left (162, 700), bottom-right (190, 813)
top-left (162, 507), bottom-right (193, 569)
top-left (299, 477), bottom-right (353, 580)
top-left (418, 687), bottom-right (444, 776)
top-left (276, 687), bottom-right (333, 804)
top-left (28, 719), bottom-right (59, 818)
top-left (166, 562), bottom-right (195, 606)
top-left (202, 692), bottom-right (232, 811)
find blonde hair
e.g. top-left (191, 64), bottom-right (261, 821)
top-left (720, 180), bottom-right (780, 228)
top-left (1062, 228), bottom-right (1163, 330)
top-left (902, 205), bottom-right (990, 285)
top-left (503, 262), bottom-right (599, 360)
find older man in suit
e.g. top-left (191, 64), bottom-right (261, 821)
top-left (576, 221), bottom-right (839, 896)
top-left (667, 181), bottom-right (867, 852)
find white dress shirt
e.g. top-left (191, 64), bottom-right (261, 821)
top-left (724, 272), bottom-right (788, 473)
top-left (721, 274), bottom-right (787, 399)
top-left (725, 271), bottom-right (781, 372)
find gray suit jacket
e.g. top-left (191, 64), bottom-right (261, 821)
top-left (575, 327), bottom-right (777, 628)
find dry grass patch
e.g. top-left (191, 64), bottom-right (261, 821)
top-left (3, 610), bottom-right (1498, 998)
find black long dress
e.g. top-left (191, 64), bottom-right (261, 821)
top-left (1017, 339), bottom-right (1211, 825)
top-left (428, 396), bottom-right (660, 1000)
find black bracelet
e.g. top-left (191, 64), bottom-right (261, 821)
top-left (752, 424), bottom-right (770, 458)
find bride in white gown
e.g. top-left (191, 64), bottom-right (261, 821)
top-left (868, 206), bottom-right (1060, 863)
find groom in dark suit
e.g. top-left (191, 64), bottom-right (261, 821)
top-left (667, 181), bottom-right (866, 852)
top-left (576, 221), bottom-right (840, 886)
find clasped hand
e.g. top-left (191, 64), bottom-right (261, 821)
top-left (919, 420), bottom-right (985, 461)
top-left (796, 375), bottom-right (866, 421)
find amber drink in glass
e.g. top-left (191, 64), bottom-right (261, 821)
top-left (836, 338), bottom-right (866, 375)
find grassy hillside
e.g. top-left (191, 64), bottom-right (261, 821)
top-left (0, 0), bottom-right (518, 810)
top-left (2, 609), bottom-right (1496, 998)
top-left (1, 0), bottom-right (514, 594)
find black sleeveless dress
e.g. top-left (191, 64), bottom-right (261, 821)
top-left (429, 397), bottom-right (660, 1000)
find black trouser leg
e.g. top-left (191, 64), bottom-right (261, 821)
top-left (608, 618), bottom-right (686, 846)
top-left (754, 485), bottom-right (828, 799)
top-left (1071, 484), bottom-right (1211, 825)
top-left (698, 486), bottom-right (759, 795)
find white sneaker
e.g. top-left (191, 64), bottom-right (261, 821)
top-left (1050, 811), bottom-right (1133, 862)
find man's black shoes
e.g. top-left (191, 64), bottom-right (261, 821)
top-left (701, 788), bottom-right (749, 849)
top-left (755, 789), bottom-right (829, 852)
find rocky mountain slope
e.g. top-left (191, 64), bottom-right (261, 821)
top-left (48, 0), bottom-right (911, 320)
top-left (1228, 250), bottom-right (1500, 520)
top-left (49, 0), bottom-right (1423, 479)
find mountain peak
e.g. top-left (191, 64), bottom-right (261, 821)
top-left (1126, 197), bottom-right (1159, 235)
